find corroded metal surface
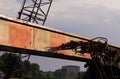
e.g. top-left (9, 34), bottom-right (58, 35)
top-left (9, 22), bottom-right (32, 48)
top-left (0, 14), bottom-right (119, 61)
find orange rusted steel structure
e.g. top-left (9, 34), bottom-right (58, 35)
top-left (0, 14), bottom-right (120, 61)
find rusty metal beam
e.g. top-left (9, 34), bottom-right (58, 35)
top-left (0, 14), bottom-right (120, 61)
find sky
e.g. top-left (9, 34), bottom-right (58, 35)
top-left (0, 0), bottom-right (120, 71)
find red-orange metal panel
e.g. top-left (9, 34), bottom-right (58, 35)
top-left (50, 32), bottom-right (68, 54)
top-left (83, 53), bottom-right (91, 59)
top-left (8, 22), bottom-right (32, 48)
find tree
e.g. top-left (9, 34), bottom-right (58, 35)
top-left (40, 71), bottom-right (56, 79)
top-left (0, 53), bottom-right (41, 79)
top-left (22, 61), bottom-right (41, 79)
top-left (0, 53), bottom-right (24, 79)
top-left (77, 72), bottom-right (85, 79)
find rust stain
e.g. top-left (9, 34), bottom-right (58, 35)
top-left (50, 32), bottom-right (67, 54)
top-left (8, 22), bottom-right (32, 48)
top-left (83, 53), bottom-right (91, 59)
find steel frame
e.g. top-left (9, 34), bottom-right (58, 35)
top-left (17, 0), bottom-right (53, 25)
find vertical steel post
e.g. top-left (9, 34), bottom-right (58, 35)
top-left (17, 0), bottom-right (27, 19)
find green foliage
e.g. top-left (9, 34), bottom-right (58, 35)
top-left (40, 71), bottom-right (56, 79)
top-left (77, 72), bottom-right (85, 79)
top-left (0, 52), bottom-right (86, 79)
top-left (0, 53), bottom-right (41, 79)
top-left (0, 52), bottom-right (57, 79)
top-left (22, 61), bottom-right (41, 79)
top-left (0, 53), bottom-right (24, 79)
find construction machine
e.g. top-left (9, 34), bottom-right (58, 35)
top-left (49, 37), bottom-right (120, 79)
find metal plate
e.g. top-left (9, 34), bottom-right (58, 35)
top-left (0, 20), bottom-right (9, 45)
top-left (9, 22), bottom-right (32, 48)
top-left (33, 28), bottom-right (50, 51)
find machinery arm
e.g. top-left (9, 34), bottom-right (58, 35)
top-left (49, 37), bottom-right (120, 79)
top-left (50, 37), bottom-right (108, 55)
top-left (49, 37), bottom-right (120, 67)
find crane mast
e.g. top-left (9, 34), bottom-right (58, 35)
top-left (17, 0), bottom-right (53, 25)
